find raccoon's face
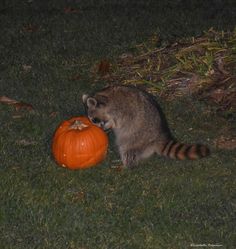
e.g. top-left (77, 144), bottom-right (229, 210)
top-left (82, 94), bottom-right (112, 130)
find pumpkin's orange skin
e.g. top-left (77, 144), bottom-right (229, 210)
top-left (52, 116), bottom-right (108, 169)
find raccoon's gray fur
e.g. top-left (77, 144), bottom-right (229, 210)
top-left (82, 85), bottom-right (210, 168)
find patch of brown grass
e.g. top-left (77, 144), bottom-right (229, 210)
top-left (93, 28), bottom-right (236, 118)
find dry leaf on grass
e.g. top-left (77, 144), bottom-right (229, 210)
top-left (98, 59), bottom-right (111, 76)
top-left (64, 7), bottom-right (79, 14)
top-left (0, 96), bottom-right (18, 105)
top-left (0, 96), bottom-right (33, 111)
top-left (14, 102), bottom-right (33, 111)
top-left (49, 111), bottom-right (59, 118)
top-left (22, 64), bottom-right (32, 72)
top-left (22, 24), bottom-right (39, 33)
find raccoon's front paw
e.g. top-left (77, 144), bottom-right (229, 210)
top-left (102, 120), bottom-right (113, 131)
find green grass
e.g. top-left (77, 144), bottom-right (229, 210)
top-left (0, 1), bottom-right (236, 249)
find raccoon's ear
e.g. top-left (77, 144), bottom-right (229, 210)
top-left (82, 94), bottom-right (89, 104)
top-left (86, 97), bottom-right (97, 108)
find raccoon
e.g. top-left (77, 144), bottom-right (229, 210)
top-left (82, 85), bottom-right (210, 168)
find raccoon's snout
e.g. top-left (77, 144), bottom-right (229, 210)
top-left (89, 117), bottom-right (104, 127)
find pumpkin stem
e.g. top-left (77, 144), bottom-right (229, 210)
top-left (69, 120), bottom-right (88, 130)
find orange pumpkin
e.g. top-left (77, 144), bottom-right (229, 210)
top-left (52, 116), bottom-right (108, 169)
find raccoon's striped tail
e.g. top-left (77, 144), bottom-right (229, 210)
top-left (161, 140), bottom-right (210, 160)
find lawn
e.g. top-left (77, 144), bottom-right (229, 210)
top-left (0, 1), bottom-right (235, 249)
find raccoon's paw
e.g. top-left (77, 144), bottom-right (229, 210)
top-left (102, 120), bottom-right (115, 131)
top-left (120, 149), bottom-right (141, 169)
top-left (101, 120), bottom-right (113, 131)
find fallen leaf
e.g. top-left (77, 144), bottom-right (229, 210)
top-left (0, 96), bottom-right (33, 111)
top-left (0, 96), bottom-right (18, 105)
top-left (49, 111), bottom-right (59, 118)
top-left (64, 7), bottom-right (79, 14)
top-left (22, 64), bottom-right (32, 72)
top-left (98, 59), bottom-right (111, 76)
top-left (14, 102), bottom-right (33, 111)
top-left (22, 24), bottom-right (39, 33)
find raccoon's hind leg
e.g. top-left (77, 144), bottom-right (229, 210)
top-left (120, 144), bottom-right (156, 168)
top-left (120, 148), bottom-right (143, 168)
